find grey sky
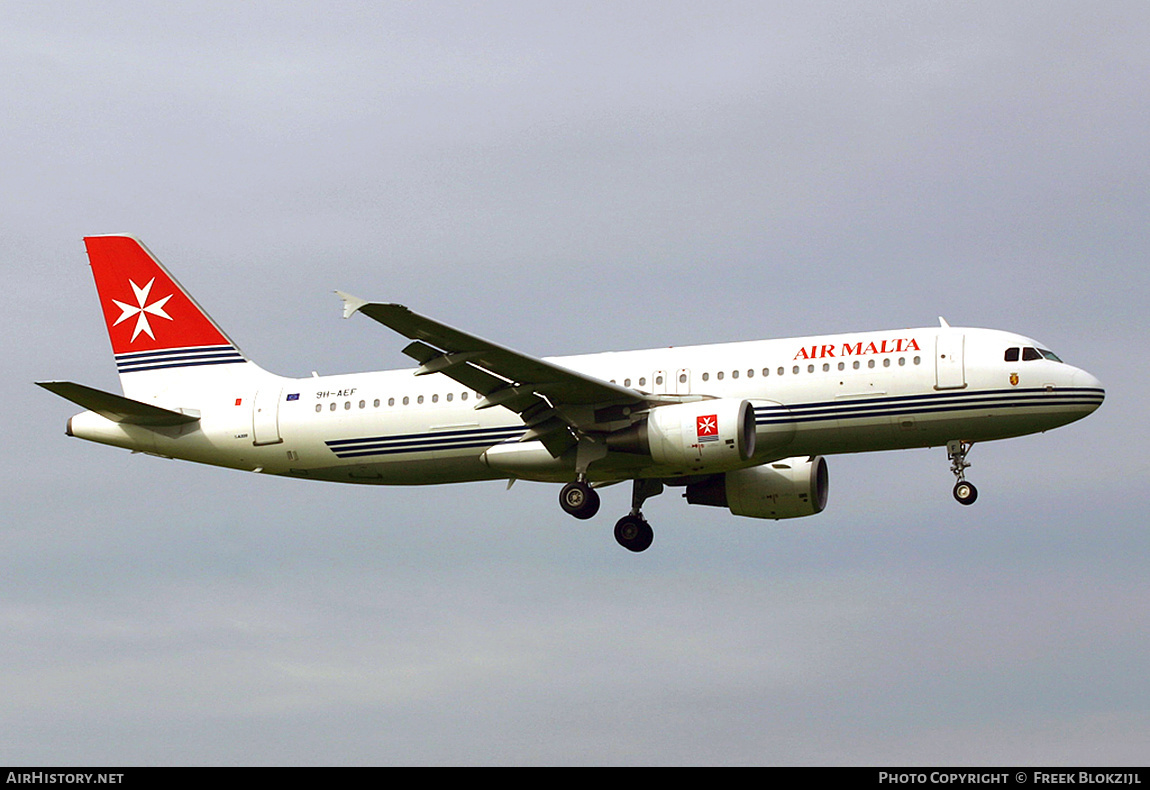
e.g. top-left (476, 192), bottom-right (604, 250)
top-left (2, 1), bottom-right (1147, 765)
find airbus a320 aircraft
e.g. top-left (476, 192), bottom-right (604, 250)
top-left (40, 235), bottom-right (1105, 552)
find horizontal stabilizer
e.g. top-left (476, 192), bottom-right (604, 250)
top-left (36, 381), bottom-right (200, 426)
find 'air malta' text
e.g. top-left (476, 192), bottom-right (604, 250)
top-left (794, 338), bottom-right (921, 361)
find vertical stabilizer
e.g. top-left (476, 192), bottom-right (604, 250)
top-left (83, 235), bottom-right (254, 398)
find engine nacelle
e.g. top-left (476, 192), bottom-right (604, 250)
top-left (685, 456), bottom-right (829, 520)
top-left (609, 398), bottom-right (756, 472)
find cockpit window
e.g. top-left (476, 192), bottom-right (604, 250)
top-left (1007, 346), bottom-right (1063, 363)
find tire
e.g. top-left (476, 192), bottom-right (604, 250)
top-left (953, 481), bottom-right (978, 505)
top-left (560, 481), bottom-right (600, 519)
top-left (614, 515), bottom-right (654, 552)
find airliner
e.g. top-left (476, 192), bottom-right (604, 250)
top-left (39, 235), bottom-right (1105, 552)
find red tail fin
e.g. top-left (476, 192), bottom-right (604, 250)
top-left (83, 235), bottom-right (246, 375)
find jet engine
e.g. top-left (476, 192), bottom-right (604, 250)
top-left (685, 456), bottom-right (829, 519)
top-left (608, 398), bottom-right (756, 472)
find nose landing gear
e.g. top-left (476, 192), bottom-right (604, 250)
top-left (947, 440), bottom-right (978, 505)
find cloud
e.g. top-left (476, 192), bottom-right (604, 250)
top-left (2, 1), bottom-right (1146, 765)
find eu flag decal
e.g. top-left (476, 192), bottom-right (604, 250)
top-left (286, 393), bottom-right (300, 401)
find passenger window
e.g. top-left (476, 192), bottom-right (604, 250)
top-left (1005, 347), bottom-right (1020, 362)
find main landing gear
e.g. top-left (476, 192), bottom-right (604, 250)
top-left (614, 515), bottom-right (653, 554)
top-left (559, 477), bottom-right (600, 519)
top-left (614, 479), bottom-right (662, 553)
top-left (558, 477), bottom-right (663, 552)
top-left (947, 440), bottom-right (978, 505)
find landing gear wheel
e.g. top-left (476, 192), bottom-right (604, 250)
top-left (560, 481), bottom-right (600, 520)
top-left (953, 480), bottom-right (978, 506)
top-left (946, 440), bottom-right (978, 506)
top-left (614, 515), bottom-right (654, 553)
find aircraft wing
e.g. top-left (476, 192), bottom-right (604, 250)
top-left (337, 294), bottom-right (668, 455)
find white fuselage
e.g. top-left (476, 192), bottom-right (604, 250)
top-left (67, 325), bottom-right (1104, 487)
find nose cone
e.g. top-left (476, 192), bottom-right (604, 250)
top-left (1073, 367), bottom-right (1103, 392)
top-left (1071, 368), bottom-right (1105, 413)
